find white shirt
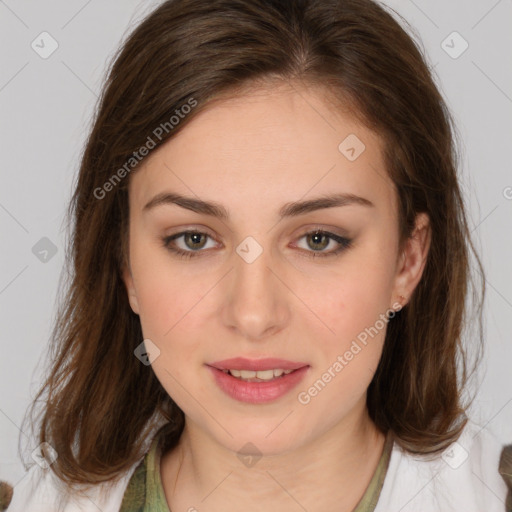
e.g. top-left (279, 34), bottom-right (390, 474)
top-left (374, 420), bottom-right (510, 511)
top-left (6, 419), bottom-right (511, 512)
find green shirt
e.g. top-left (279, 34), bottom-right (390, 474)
top-left (119, 424), bottom-right (395, 512)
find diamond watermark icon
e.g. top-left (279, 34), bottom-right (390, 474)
top-left (441, 441), bottom-right (469, 469)
top-left (237, 442), bottom-right (262, 468)
top-left (236, 236), bottom-right (263, 264)
top-left (31, 32), bottom-right (59, 59)
top-left (134, 339), bottom-right (161, 365)
top-left (31, 442), bottom-right (58, 469)
top-left (338, 134), bottom-right (366, 161)
top-left (441, 31), bottom-right (469, 60)
top-left (32, 237), bottom-right (58, 263)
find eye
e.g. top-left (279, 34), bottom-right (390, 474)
top-left (161, 230), bottom-right (219, 259)
top-left (294, 229), bottom-right (352, 258)
top-left (161, 228), bottom-right (352, 260)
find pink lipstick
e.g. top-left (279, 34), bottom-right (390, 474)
top-left (206, 357), bottom-right (310, 403)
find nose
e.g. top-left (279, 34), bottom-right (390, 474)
top-left (220, 240), bottom-right (291, 341)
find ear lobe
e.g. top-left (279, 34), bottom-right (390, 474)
top-left (121, 264), bottom-right (140, 315)
top-left (392, 212), bottom-right (431, 303)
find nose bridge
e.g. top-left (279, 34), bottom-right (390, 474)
top-left (222, 235), bottom-right (290, 340)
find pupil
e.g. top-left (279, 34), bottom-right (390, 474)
top-left (309, 232), bottom-right (328, 251)
top-left (186, 233), bottom-right (206, 249)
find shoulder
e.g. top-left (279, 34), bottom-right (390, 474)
top-left (5, 459), bottom-right (142, 512)
top-left (375, 419), bottom-right (511, 512)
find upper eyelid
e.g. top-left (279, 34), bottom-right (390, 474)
top-left (165, 223), bottom-right (349, 238)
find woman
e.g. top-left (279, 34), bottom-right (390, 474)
top-left (5, 0), bottom-right (512, 510)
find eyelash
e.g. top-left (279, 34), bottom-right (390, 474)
top-left (161, 229), bottom-right (352, 260)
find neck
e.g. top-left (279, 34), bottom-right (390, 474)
top-left (161, 399), bottom-right (386, 512)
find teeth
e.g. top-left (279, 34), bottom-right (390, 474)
top-left (224, 368), bottom-right (294, 381)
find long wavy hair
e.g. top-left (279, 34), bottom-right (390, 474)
top-left (21, 0), bottom-right (485, 497)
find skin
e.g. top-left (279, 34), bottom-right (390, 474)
top-left (122, 81), bottom-right (431, 512)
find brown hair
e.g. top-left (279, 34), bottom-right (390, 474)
top-left (21, 0), bottom-right (485, 495)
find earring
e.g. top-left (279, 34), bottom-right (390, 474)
top-left (398, 294), bottom-right (407, 307)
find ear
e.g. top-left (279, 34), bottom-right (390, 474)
top-left (391, 212), bottom-right (431, 307)
top-left (121, 263), bottom-right (140, 315)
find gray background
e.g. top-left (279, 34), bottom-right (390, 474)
top-left (1, 0), bottom-right (511, 488)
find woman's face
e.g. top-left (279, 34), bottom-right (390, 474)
top-left (122, 82), bottom-right (429, 455)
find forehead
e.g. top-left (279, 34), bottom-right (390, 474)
top-left (128, 82), bottom-right (396, 220)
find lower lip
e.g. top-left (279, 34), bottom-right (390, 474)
top-left (206, 365), bottom-right (310, 404)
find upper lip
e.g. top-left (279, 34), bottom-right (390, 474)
top-left (208, 357), bottom-right (309, 371)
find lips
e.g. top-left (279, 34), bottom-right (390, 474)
top-left (207, 364), bottom-right (310, 403)
top-left (208, 357), bottom-right (309, 372)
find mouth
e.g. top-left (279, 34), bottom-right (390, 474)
top-left (206, 357), bottom-right (310, 403)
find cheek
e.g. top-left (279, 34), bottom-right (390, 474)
top-left (297, 271), bottom-right (392, 414)
top-left (131, 248), bottom-right (205, 401)
top-left (305, 253), bottom-right (396, 342)
top-left (297, 242), bottom-right (396, 395)
top-left (130, 241), bottom-right (206, 341)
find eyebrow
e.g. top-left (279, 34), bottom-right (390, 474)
top-left (142, 192), bottom-right (374, 219)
